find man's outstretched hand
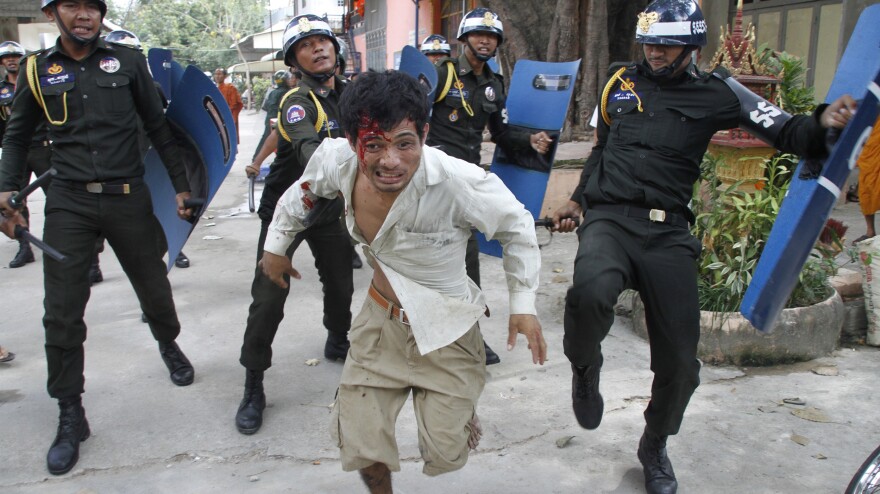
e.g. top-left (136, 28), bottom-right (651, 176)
top-left (258, 251), bottom-right (301, 289)
top-left (507, 314), bottom-right (547, 365)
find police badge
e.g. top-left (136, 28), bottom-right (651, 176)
top-left (485, 86), bottom-right (495, 102)
top-left (482, 11), bottom-right (495, 27)
top-left (637, 12), bottom-right (660, 34)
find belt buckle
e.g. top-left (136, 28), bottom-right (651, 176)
top-left (86, 182), bottom-right (103, 193)
top-left (648, 209), bottom-right (666, 223)
top-left (398, 308), bottom-right (409, 325)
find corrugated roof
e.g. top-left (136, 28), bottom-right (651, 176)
top-left (0, 0), bottom-right (42, 18)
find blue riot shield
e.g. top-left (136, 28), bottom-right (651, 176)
top-left (148, 48), bottom-right (186, 102)
top-left (399, 45), bottom-right (439, 103)
top-left (741, 67), bottom-right (880, 332)
top-left (477, 59), bottom-right (581, 257)
top-left (144, 65), bottom-right (238, 271)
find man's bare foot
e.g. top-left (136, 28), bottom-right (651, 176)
top-left (467, 414), bottom-right (483, 450)
top-left (359, 462), bottom-right (392, 494)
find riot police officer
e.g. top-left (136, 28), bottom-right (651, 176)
top-left (0, 0), bottom-right (197, 476)
top-left (252, 69), bottom-right (294, 163)
top-left (427, 8), bottom-right (551, 365)
top-left (419, 34), bottom-right (450, 64)
top-left (236, 13), bottom-right (354, 436)
top-left (551, 1), bottom-right (857, 492)
top-left (104, 29), bottom-right (141, 49)
top-left (0, 40), bottom-right (51, 269)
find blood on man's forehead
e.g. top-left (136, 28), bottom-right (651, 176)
top-left (357, 115), bottom-right (392, 142)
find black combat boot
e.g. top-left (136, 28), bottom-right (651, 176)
top-left (235, 369), bottom-right (266, 435)
top-left (638, 426), bottom-right (678, 494)
top-left (46, 397), bottom-right (90, 475)
top-left (159, 341), bottom-right (194, 386)
top-left (484, 342), bottom-right (501, 365)
top-left (571, 354), bottom-right (603, 429)
top-left (174, 252), bottom-right (190, 268)
top-left (9, 240), bottom-right (35, 268)
top-left (88, 253), bottom-right (103, 285)
top-left (324, 331), bottom-right (350, 361)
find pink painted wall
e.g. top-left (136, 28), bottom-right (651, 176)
top-left (385, 0), bottom-right (435, 68)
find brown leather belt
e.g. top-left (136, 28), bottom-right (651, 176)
top-left (368, 285), bottom-right (409, 324)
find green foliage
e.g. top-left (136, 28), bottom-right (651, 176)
top-left (250, 76), bottom-right (272, 109)
top-left (756, 44), bottom-right (816, 115)
top-left (692, 154), bottom-right (834, 312)
top-left (692, 50), bottom-right (830, 313)
top-left (122, 0), bottom-right (267, 71)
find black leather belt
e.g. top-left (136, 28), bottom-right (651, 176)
top-left (591, 204), bottom-right (689, 228)
top-left (55, 177), bottom-right (142, 195)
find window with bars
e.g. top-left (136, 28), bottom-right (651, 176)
top-left (366, 27), bottom-right (387, 71)
top-left (733, 0), bottom-right (843, 100)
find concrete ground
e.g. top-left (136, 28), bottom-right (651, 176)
top-left (1, 109), bottom-right (879, 494)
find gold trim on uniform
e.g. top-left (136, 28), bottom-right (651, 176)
top-left (454, 80), bottom-right (464, 90)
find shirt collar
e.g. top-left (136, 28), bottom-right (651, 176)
top-left (301, 74), bottom-right (343, 99)
top-left (44, 36), bottom-right (113, 59)
top-left (456, 53), bottom-right (494, 82)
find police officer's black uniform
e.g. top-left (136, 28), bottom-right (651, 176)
top-left (0, 75), bottom-right (52, 267)
top-left (0, 38), bottom-right (193, 400)
top-left (252, 82), bottom-right (288, 161)
top-left (566, 59), bottom-right (829, 436)
top-left (240, 72), bottom-right (354, 371)
top-left (427, 52), bottom-right (530, 287)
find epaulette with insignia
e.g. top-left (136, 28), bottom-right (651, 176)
top-left (606, 61), bottom-right (636, 77)
top-left (710, 66), bottom-right (732, 80)
top-left (434, 56), bottom-right (456, 66)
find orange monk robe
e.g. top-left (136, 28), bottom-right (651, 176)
top-left (218, 82), bottom-right (243, 143)
top-left (858, 116), bottom-right (880, 216)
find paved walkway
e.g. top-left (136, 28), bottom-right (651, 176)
top-left (1, 108), bottom-right (878, 493)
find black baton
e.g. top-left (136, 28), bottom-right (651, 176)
top-left (7, 168), bottom-right (57, 209)
top-left (13, 225), bottom-right (66, 262)
top-left (248, 176), bottom-right (256, 213)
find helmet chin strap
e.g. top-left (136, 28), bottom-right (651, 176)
top-left (466, 39), bottom-right (496, 62)
top-left (52, 6), bottom-right (101, 46)
top-left (646, 46), bottom-right (695, 79)
top-left (295, 64), bottom-right (335, 83)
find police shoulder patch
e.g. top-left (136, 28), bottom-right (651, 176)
top-left (286, 104), bottom-right (307, 124)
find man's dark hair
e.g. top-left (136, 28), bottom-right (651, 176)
top-left (339, 70), bottom-right (430, 141)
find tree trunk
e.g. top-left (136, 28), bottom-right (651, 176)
top-left (477, 0), bottom-right (650, 141)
